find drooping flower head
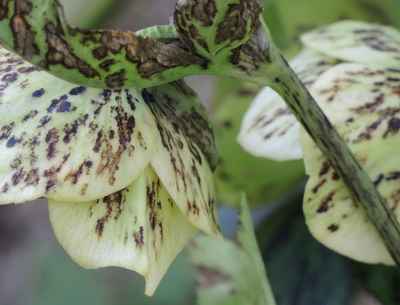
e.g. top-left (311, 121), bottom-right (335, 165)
top-left (0, 46), bottom-right (220, 295)
top-left (239, 20), bottom-right (400, 265)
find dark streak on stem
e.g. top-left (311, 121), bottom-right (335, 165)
top-left (269, 50), bottom-right (400, 269)
top-left (214, 18), bottom-right (400, 268)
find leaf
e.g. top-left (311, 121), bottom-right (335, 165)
top-left (48, 165), bottom-right (198, 296)
top-left (0, 0), bottom-right (205, 89)
top-left (174, 0), bottom-right (262, 61)
top-left (0, 47), bottom-right (158, 203)
top-left (301, 63), bottom-right (400, 264)
top-left (301, 20), bottom-right (400, 68)
top-left (238, 48), bottom-right (338, 161)
top-left (136, 25), bottom-right (180, 43)
top-left (187, 195), bottom-right (276, 305)
top-left (213, 83), bottom-right (305, 206)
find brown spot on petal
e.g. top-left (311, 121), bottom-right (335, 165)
top-left (328, 224), bottom-right (339, 232)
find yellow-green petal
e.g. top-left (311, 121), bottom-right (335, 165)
top-left (301, 20), bottom-right (400, 68)
top-left (301, 63), bottom-right (400, 264)
top-left (142, 85), bottom-right (220, 237)
top-left (48, 165), bottom-right (198, 296)
top-left (0, 48), bottom-right (158, 204)
top-left (238, 48), bottom-right (338, 161)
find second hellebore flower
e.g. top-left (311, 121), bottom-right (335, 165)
top-left (0, 47), bottom-right (220, 295)
top-left (238, 20), bottom-right (400, 265)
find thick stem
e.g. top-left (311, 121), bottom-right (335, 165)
top-left (269, 54), bottom-right (400, 268)
top-left (209, 22), bottom-right (400, 267)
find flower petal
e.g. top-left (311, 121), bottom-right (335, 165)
top-left (141, 85), bottom-right (220, 236)
top-left (238, 86), bottom-right (302, 161)
top-left (301, 20), bottom-right (400, 68)
top-left (152, 80), bottom-right (218, 170)
top-left (0, 48), bottom-right (158, 204)
top-left (238, 48), bottom-right (338, 161)
top-left (301, 63), bottom-right (400, 264)
top-left (48, 165), bottom-right (198, 296)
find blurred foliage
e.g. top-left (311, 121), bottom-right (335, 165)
top-left (29, 246), bottom-right (196, 305)
top-left (261, 0), bottom-right (400, 55)
top-left (61, 0), bottom-right (124, 28)
top-left (187, 196), bottom-right (276, 305)
top-left (256, 199), bottom-right (355, 305)
top-left (213, 83), bottom-right (305, 207)
top-left (354, 263), bottom-right (400, 305)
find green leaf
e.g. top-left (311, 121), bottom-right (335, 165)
top-left (262, 214), bottom-right (355, 305)
top-left (0, 47), bottom-right (158, 203)
top-left (187, 195), bottom-right (276, 305)
top-left (174, 0), bottom-right (262, 62)
top-left (301, 20), bottom-right (400, 68)
top-left (213, 83), bottom-right (305, 206)
top-left (0, 0), bottom-right (205, 89)
top-left (136, 25), bottom-right (180, 43)
top-left (49, 165), bottom-right (198, 296)
top-left (301, 62), bottom-right (400, 264)
top-left (238, 48), bottom-right (338, 161)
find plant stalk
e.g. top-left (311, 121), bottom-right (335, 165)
top-left (210, 21), bottom-right (400, 268)
top-left (269, 54), bottom-right (400, 268)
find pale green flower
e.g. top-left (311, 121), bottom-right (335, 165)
top-left (238, 20), bottom-right (400, 265)
top-left (0, 47), bottom-right (220, 295)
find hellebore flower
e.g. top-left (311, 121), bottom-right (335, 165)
top-left (238, 20), bottom-right (400, 265)
top-left (0, 47), bottom-right (220, 295)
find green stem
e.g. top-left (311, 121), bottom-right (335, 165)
top-left (210, 21), bottom-right (400, 268)
top-left (270, 57), bottom-right (400, 269)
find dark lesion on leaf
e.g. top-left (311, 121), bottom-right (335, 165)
top-left (9, 0), bottom-right (40, 59)
top-left (215, 1), bottom-right (261, 46)
top-left (44, 21), bottom-right (100, 79)
top-left (2, 0), bottom-right (206, 88)
top-left (190, 0), bottom-right (217, 27)
top-left (229, 20), bottom-right (272, 74)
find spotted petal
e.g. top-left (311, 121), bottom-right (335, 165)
top-left (0, 48), bottom-right (158, 204)
top-left (301, 63), bottom-right (400, 264)
top-left (142, 86), bottom-right (220, 237)
top-left (238, 48), bottom-right (338, 160)
top-left (301, 20), bottom-right (400, 68)
top-left (49, 165), bottom-right (198, 296)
